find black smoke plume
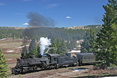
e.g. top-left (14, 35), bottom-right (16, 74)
top-left (27, 12), bottom-right (55, 27)
top-left (22, 12), bottom-right (56, 46)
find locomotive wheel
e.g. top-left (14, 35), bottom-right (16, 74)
top-left (77, 62), bottom-right (79, 66)
top-left (14, 72), bottom-right (17, 75)
top-left (42, 62), bottom-right (47, 69)
top-left (20, 69), bottom-right (23, 74)
top-left (22, 68), bottom-right (26, 73)
top-left (33, 66), bottom-right (37, 71)
top-left (14, 71), bottom-right (18, 75)
top-left (55, 64), bottom-right (59, 69)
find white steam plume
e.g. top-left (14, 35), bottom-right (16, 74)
top-left (40, 37), bottom-right (51, 55)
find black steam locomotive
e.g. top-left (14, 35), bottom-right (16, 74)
top-left (12, 52), bottom-right (99, 74)
top-left (12, 53), bottom-right (78, 74)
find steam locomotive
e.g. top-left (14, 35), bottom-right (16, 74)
top-left (12, 53), bottom-right (78, 74)
top-left (12, 52), bottom-right (99, 75)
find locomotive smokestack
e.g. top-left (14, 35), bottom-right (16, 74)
top-left (40, 37), bottom-right (51, 55)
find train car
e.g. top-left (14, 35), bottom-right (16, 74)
top-left (75, 53), bottom-right (97, 65)
top-left (57, 55), bottom-right (78, 68)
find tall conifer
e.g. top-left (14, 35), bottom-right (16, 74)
top-left (28, 38), bottom-right (37, 57)
top-left (0, 48), bottom-right (9, 78)
top-left (94, 0), bottom-right (117, 67)
top-left (81, 28), bottom-right (96, 53)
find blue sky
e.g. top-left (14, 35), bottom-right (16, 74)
top-left (0, 0), bottom-right (108, 27)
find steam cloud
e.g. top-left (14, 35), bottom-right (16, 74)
top-left (40, 37), bottom-right (51, 55)
top-left (27, 12), bottom-right (55, 27)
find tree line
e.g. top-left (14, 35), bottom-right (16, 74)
top-left (0, 25), bottom-right (101, 40)
top-left (0, 27), bottom-right (23, 39)
top-left (21, 38), bottom-right (67, 58)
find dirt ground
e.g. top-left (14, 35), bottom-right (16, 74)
top-left (0, 38), bottom-right (30, 68)
top-left (8, 66), bottom-right (91, 78)
top-left (8, 65), bottom-right (117, 78)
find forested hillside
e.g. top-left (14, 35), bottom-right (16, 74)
top-left (23, 25), bottom-right (102, 40)
top-left (0, 27), bottom-right (23, 39)
top-left (0, 25), bottom-right (102, 40)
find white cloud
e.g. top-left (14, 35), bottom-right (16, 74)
top-left (66, 16), bottom-right (71, 19)
top-left (23, 0), bottom-right (32, 1)
top-left (23, 23), bottom-right (29, 25)
top-left (44, 4), bottom-right (58, 9)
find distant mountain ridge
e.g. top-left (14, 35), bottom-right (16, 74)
top-left (65, 25), bottom-right (102, 29)
top-left (0, 27), bottom-right (26, 30)
top-left (0, 25), bottom-right (102, 30)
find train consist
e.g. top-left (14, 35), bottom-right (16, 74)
top-left (12, 53), bottom-right (78, 74)
top-left (12, 53), bottom-right (98, 74)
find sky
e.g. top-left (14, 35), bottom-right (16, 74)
top-left (0, 0), bottom-right (108, 27)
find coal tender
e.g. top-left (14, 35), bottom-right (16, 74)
top-left (12, 53), bottom-right (78, 74)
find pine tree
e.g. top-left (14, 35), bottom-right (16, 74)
top-left (48, 39), bottom-right (67, 55)
top-left (28, 38), bottom-right (37, 57)
top-left (56, 39), bottom-right (67, 55)
top-left (81, 28), bottom-right (96, 53)
top-left (94, 0), bottom-right (117, 68)
top-left (48, 39), bottom-right (57, 54)
top-left (37, 45), bottom-right (40, 56)
top-left (0, 48), bottom-right (9, 78)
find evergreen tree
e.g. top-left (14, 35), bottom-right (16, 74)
top-left (48, 39), bottom-right (67, 55)
top-left (94, 0), bottom-right (117, 68)
top-left (37, 45), bottom-right (40, 56)
top-left (48, 39), bottom-right (57, 54)
top-left (59, 39), bottom-right (67, 55)
top-left (0, 48), bottom-right (9, 78)
top-left (81, 28), bottom-right (96, 53)
top-left (28, 39), bottom-right (37, 57)
top-left (56, 39), bottom-right (67, 55)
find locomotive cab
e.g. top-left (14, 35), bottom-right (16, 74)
top-left (45, 54), bottom-right (60, 64)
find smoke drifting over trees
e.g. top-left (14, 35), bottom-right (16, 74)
top-left (27, 12), bottom-right (55, 27)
